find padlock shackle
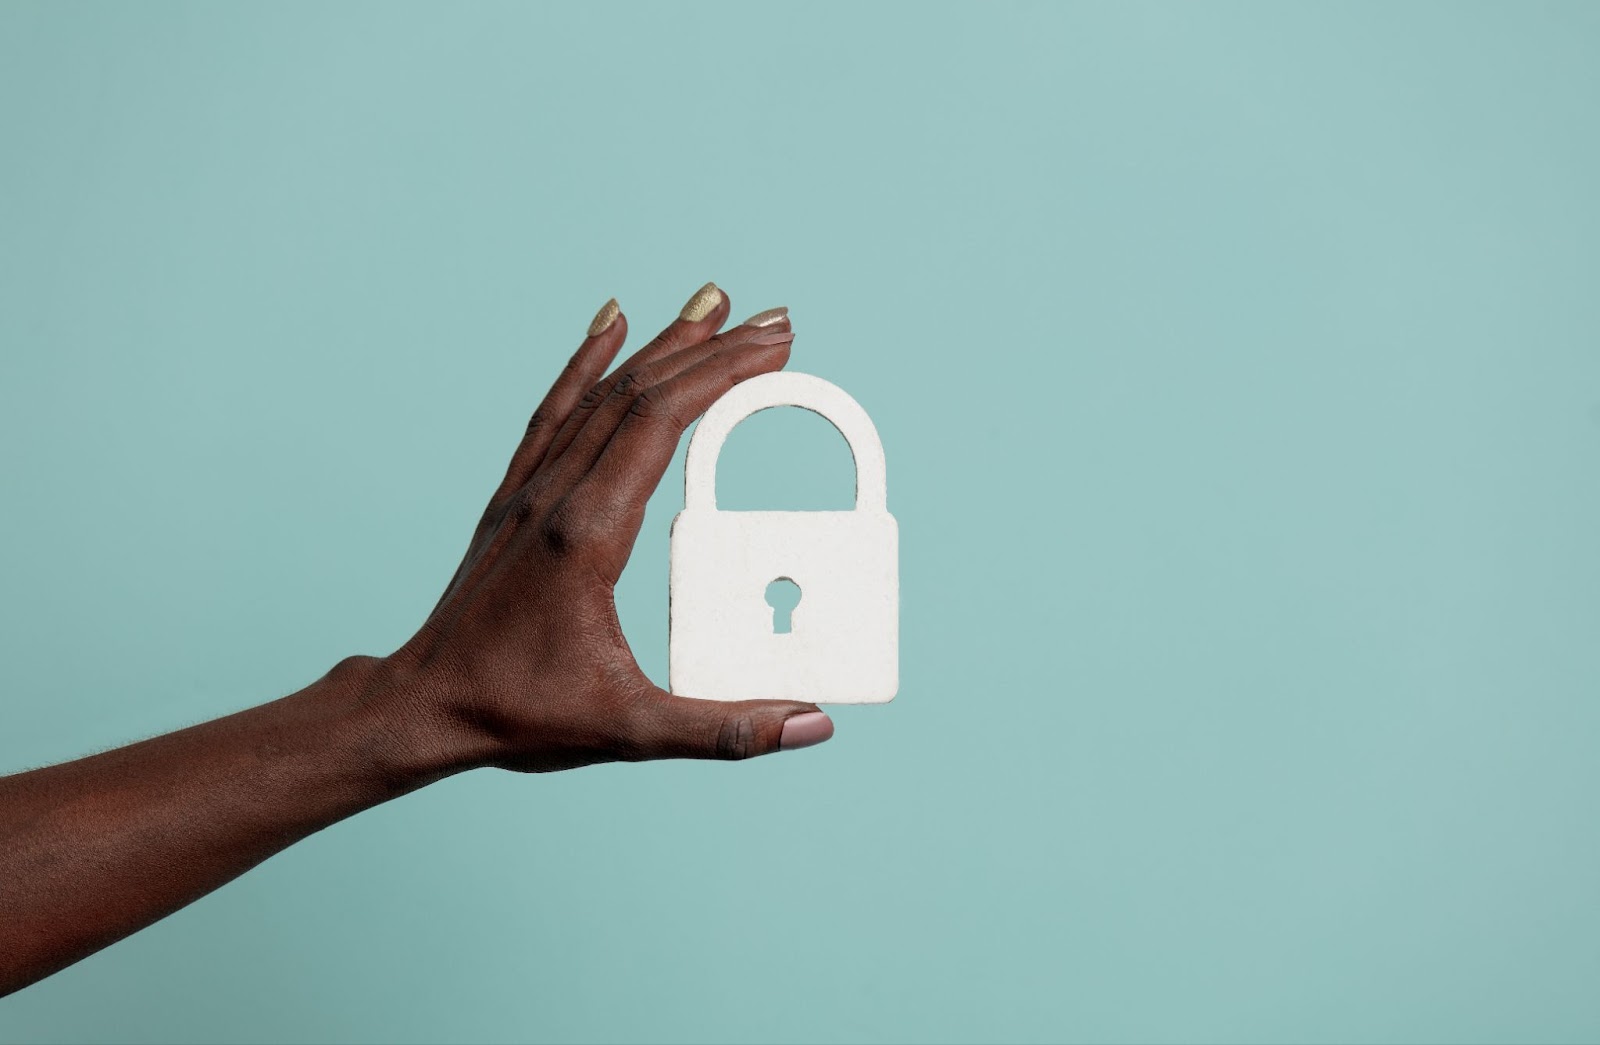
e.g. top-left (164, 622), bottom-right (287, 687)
top-left (683, 371), bottom-right (888, 513)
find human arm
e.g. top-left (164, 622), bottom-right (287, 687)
top-left (0, 284), bottom-right (832, 996)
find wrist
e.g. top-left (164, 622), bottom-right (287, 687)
top-left (314, 654), bottom-right (496, 794)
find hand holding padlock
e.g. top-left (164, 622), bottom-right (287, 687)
top-left (384, 287), bottom-right (840, 768)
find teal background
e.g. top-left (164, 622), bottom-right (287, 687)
top-left (2, 2), bottom-right (1598, 1042)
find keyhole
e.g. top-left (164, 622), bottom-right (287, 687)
top-left (765, 577), bottom-right (802, 634)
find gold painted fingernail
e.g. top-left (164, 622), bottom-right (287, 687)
top-left (741, 306), bottom-right (788, 328)
top-left (679, 281), bottom-right (723, 322)
top-left (587, 297), bottom-right (620, 337)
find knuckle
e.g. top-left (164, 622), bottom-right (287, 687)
top-left (612, 368), bottom-right (645, 397)
top-left (612, 361), bottom-right (662, 400)
top-left (537, 498), bottom-right (596, 556)
top-left (538, 509), bottom-right (576, 555)
top-left (628, 385), bottom-right (680, 426)
top-left (714, 715), bottom-right (759, 761)
top-left (507, 487), bottom-right (541, 524)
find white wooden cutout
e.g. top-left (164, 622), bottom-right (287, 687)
top-left (668, 371), bottom-right (899, 704)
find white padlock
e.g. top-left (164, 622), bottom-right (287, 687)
top-left (668, 371), bottom-right (899, 704)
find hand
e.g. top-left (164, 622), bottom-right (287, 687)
top-left (375, 284), bottom-right (835, 774)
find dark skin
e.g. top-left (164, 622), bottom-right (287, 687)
top-left (0, 284), bottom-right (833, 998)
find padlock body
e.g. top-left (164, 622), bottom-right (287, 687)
top-left (669, 509), bottom-right (899, 704)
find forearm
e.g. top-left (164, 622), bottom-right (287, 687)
top-left (0, 655), bottom-right (457, 997)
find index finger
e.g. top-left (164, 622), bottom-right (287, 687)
top-left (490, 298), bottom-right (628, 507)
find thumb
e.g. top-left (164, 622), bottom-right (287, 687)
top-left (624, 689), bottom-right (834, 761)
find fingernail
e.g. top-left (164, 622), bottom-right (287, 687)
top-left (747, 330), bottom-right (795, 347)
top-left (779, 711), bottom-right (834, 751)
top-left (741, 306), bottom-right (788, 328)
top-left (587, 297), bottom-right (620, 337)
top-left (679, 281), bottom-right (723, 322)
